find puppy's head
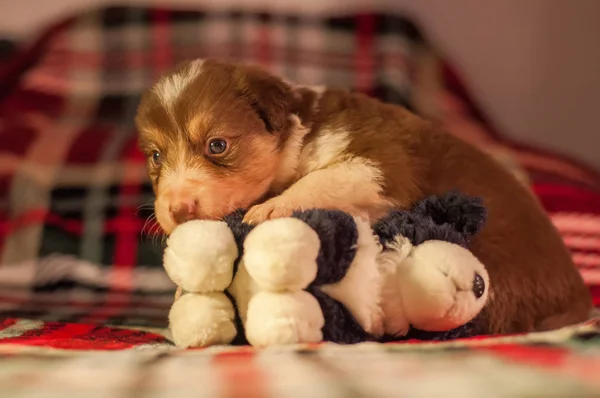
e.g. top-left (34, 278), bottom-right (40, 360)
top-left (135, 59), bottom-right (299, 233)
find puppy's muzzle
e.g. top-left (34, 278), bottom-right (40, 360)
top-left (170, 198), bottom-right (199, 224)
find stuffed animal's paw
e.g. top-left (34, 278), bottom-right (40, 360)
top-left (163, 220), bottom-right (238, 293)
top-left (245, 291), bottom-right (324, 347)
top-left (243, 218), bottom-right (320, 291)
top-left (169, 292), bottom-right (237, 348)
top-left (398, 240), bottom-right (489, 332)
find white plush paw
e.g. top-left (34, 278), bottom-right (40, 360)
top-left (399, 240), bottom-right (489, 331)
top-left (243, 218), bottom-right (320, 292)
top-left (244, 291), bottom-right (324, 347)
top-left (164, 220), bottom-right (238, 293)
top-left (169, 292), bottom-right (237, 348)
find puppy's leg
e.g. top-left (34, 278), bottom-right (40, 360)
top-left (243, 158), bottom-right (396, 224)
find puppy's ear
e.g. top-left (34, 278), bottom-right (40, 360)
top-left (232, 65), bottom-right (293, 133)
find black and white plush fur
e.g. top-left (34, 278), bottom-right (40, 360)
top-left (165, 192), bottom-right (490, 348)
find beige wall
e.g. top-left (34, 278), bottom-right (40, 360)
top-left (1, 0), bottom-right (598, 169)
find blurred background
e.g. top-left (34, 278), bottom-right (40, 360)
top-left (2, 0), bottom-right (599, 168)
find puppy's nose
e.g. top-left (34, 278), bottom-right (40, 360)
top-left (472, 273), bottom-right (485, 299)
top-left (169, 199), bottom-right (198, 224)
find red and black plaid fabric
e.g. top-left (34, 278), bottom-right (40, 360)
top-left (0, 5), bottom-right (599, 332)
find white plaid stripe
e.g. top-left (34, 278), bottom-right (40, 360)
top-left (0, 319), bottom-right (44, 339)
top-left (0, 255), bottom-right (174, 326)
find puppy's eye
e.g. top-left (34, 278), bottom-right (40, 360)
top-left (208, 139), bottom-right (227, 155)
top-left (151, 150), bottom-right (161, 166)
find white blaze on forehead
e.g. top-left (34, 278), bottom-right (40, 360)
top-left (153, 59), bottom-right (204, 111)
top-left (157, 143), bottom-right (204, 191)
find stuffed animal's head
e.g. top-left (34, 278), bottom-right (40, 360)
top-left (374, 192), bottom-right (490, 335)
top-left (394, 239), bottom-right (489, 332)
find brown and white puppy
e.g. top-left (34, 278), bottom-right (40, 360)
top-left (135, 58), bottom-right (592, 335)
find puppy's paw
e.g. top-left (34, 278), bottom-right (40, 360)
top-left (245, 291), bottom-right (324, 347)
top-left (243, 217), bottom-right (320, 291)
top-left (243, 197), bottom-right (299, 225)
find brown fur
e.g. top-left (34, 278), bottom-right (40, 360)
top-left (136, 58), bottom-right (592, 335)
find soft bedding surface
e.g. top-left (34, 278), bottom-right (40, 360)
top-left (0, 6), bottom-right (599, 396)
top-left (0, 317), bottom-right (599, 397)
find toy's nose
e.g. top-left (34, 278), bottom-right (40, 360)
top-left (472, 273), bottom-right (485, 299)
top-left (170, 199), bottom-right (198, 224)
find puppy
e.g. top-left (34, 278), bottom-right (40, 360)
top-left (135, 58), bottom-right (592, 335)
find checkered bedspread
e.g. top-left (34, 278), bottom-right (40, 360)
top-left (0, 5), bottom-right (599, 396)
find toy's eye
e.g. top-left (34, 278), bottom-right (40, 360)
top-left (472, 273), bottom-right (485, 299)
top-left (208, 139), bottom-right (227, 155)
top-left (151, 150), bottom-right (161, 166)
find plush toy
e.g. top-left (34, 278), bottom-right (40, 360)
top-left (164, 192), bottom-right (490, 348)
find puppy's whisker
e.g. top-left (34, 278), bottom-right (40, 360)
top-left (141, 213), bottom-right (156, 238)
top-left (147, 221), bottom-right (164, 250)
top-left (136, 200), bottom-right (156, 216)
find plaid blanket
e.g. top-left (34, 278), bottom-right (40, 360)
top-left (0, 318), bottom-right (599, 396)
top-left (1, 5), bottom-right (600, 396)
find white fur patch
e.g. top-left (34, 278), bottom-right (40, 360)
top-left (292, 127), bottom-right (391, 221)
top-left (319, 217), bottom-right (384, 336)
top-left (336, 157), bottom-right (388, 196)
top-left (153, 59), bottom-right (204, 112)
top-left (159, 150), bottom-right (204, 188)
top-left (298, 129), bottom-right (351, 174)
top-left (284, 155), bottom-right (392, 223)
